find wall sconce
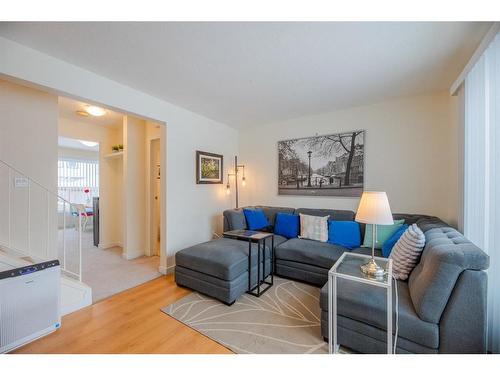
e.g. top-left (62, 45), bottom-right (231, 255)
top-left (226, 155), bottom-right (246, 208)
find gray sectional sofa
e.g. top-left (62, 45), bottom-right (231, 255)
top-left (175, 205), bottom-right (489, 353)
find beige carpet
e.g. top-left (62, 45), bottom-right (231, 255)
top-left (58, 228), bottom-right (161, 302)
top-left (162, 277), bottom-right (329, 354)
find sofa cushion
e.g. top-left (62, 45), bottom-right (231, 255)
top-left (390, 224), bottom-right (426, 280)
top-left (320, 280), bottom-right (439, 349)
top-left (363, 219), bottom-right (405, 249)
top-left (223, 206), bottom-right (295, 232)
top-left (408, 226), bottom-right (490, 323)
top-left (274, 212), bottom-right (300, 239)
top-left (255, 206), bottom-right (295, 226)
top-left (272, 234), bottom-right (288, 247)
top-left (275, 259), bottom-right (329, 286)
top-left (334, 315), bottom-right (438, 353)
top-left (243, 208), bottom-right (270, 230)
top-left (294, 208), bottom-right (355, 221)
top-left (175, 238), bottom-right (271, 281)
top-left (223, 208), bottom-right (247, 231)
top-left (275, 238), bottom-right (346, 269)
top-left (359, 214), bottom-right (448, 240)
top-left (382, 224), bottom-right (409, 257)
top-left (328, 220), bottom-right (361, 249)
top-left (299, 214), bottom-right (329, 242)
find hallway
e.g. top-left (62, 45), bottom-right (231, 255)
top-left (58, 228), bottom-right (161, 302)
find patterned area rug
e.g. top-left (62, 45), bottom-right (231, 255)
top-left (161, 277), bottom-right (329, 354)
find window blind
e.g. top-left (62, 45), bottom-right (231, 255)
top-left (464, 31), bottom-right (500, 353)
top-left (57, 157), bottom-right (99, 205)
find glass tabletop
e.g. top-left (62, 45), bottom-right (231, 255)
top-left (329, 252), bottom-right (392, 287)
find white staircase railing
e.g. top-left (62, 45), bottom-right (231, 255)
top-left (0, 159), bottom-right (83, 281)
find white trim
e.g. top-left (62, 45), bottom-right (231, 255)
top-left (450, 23), bottom-right (500, 96)
top-left (60, 275), bottom-right (92, 316)
top-left (98, 242), bottom-right (123, 249)
top-left (159, 264), bottom-right (175, 275)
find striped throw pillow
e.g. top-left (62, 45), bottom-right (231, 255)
top-left (389, 224), bottom-right (426, 280)
top-left (299, 214), bottom-right (329, 242)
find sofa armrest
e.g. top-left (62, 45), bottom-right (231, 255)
top-left (439, 270), bottom-right (488, 353)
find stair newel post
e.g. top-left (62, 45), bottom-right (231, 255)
top-left (78, 206), bottom-right (83, 282)
top-left (63, 201), bottom-right (66, 271)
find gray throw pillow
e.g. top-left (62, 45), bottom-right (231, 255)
top-left (389, 223), bottom-right (425, 280)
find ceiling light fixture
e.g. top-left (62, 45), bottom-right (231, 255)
top-left (76, 110), bottom-right (89, 117)
top-left (85, 105), bottom-right (106, 117)
top-left (79, 140), bottom-right (99, 148)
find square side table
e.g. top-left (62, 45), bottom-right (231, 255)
top-left (223, 229), bottom-right (274, 297)
top-left (328, 252), bottom-right (393, 354)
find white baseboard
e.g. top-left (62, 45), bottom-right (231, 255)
top-left (98, 242), bottom-right (123, 250)
top-left (159, 264), bottom-right (175, 275)
top-left (121, 251), bottom-right (143, 260)
top-left (60, 275), bottom-right (92, 316)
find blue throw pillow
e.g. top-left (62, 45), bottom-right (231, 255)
top-left (382, 224), bottom-right (409, 258)
top-left (328, 221), bottom-right (361, 249)
top-left (274, 212), bottom-right (300, 239)
top-left (243, 208), bottom-right (270, 231)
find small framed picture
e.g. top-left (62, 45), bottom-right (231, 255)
top-left (196, 151), bottom-right (223, 184)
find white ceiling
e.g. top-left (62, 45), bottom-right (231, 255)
top-left (58, 96), bottom-right (123, 129)
top-left (0, 22), bottom-right (491, 129)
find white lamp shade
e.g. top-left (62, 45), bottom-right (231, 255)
top-left (355, 191), bottom-right (394, 225)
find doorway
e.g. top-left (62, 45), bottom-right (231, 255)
top-left (57, 96), bottom-right (163, 303)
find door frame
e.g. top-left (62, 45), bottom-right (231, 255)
top-left (147, 137), bottom-right (161, 257)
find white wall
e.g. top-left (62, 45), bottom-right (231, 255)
top-left (58, 117), bottom-right (123, 247)
top-left (0, 37), bottom-right (237, 273)
top-left (58, 146), bottom-right (99, 161)
top-left (0, 79), bottom-right (58, 259)
top-left (122, 116), bottom-right (147, 260)
top-left (239, 93), bottom-right (459, 227)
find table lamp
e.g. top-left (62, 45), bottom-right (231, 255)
top-left (355, 191), bottom-right (393, 278)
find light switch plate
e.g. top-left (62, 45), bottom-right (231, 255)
top-left (14, 177), bottom-right (29, 188)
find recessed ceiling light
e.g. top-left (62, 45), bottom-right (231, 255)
top-left (85, 105), bottom-right (106, 117)
top-left (76, 110), bottom-right (89, 117)
top-left (79, 140), bottom-right (99, 147)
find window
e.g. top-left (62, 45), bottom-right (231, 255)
top-left (464, 31), bottom-right (500, 353)
top-left (58, 157), bottom-right (99, 206)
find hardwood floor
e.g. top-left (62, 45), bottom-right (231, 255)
top-left (13, 275), bottom-right (233, 354)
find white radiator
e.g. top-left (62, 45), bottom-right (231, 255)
top-left (0, 260), bottom-right (61, 353)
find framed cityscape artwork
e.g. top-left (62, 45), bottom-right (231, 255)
top-left (278, 131), bottom-right (364, 197)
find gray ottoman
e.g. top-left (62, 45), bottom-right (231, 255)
top-left (175, 238), bottom-right (271, 305)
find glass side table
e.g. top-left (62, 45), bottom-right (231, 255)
top-left (328, 252), bottom-right (393, 354)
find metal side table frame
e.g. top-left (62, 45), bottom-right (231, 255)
top-left (328, 252), bottom-right (393, 354)
top-left (223, 230), bottom-right (274, 297)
